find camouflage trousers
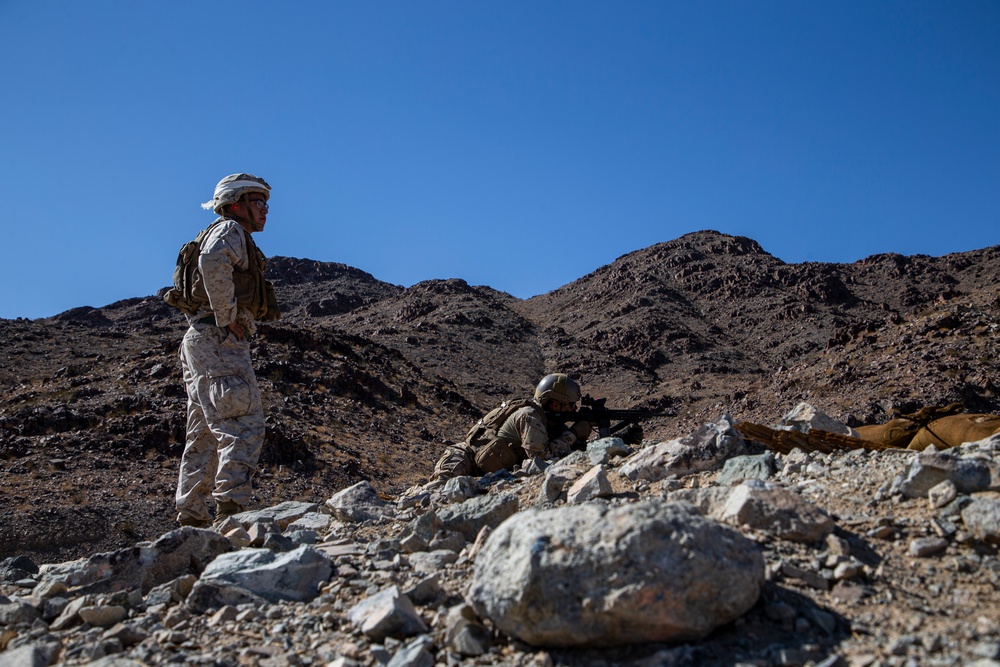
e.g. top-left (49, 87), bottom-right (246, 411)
top-left (431, 438), bottom-right (524, 481)
top-left (175, 323), bottom-right (264, 524)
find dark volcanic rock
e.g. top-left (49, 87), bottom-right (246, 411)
top-left (0, 230), bottom-right (998, 566)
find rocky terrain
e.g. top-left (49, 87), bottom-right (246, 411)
top-left (1, 230), bottom-right (999, 666)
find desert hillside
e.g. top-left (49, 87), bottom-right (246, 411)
top-left (1, 230), bottom-right (998, 562)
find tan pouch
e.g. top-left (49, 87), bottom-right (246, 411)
top-left (474, 439), bottom-right (523, 473)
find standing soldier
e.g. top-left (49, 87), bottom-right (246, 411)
top-left (166, 173), bottom-right (280, 527)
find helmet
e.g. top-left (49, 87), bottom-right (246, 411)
top-left (534, 373), bottom-right (581, 405)
top-left (201, 173), bottom-right (271, 214)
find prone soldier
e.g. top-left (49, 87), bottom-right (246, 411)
top-left (431, 373), bottom-right (592, 482)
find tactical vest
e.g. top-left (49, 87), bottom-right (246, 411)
top-left (164, 219), bottom-right (280, 322)
top-left (465, 398), bottom-right (542, 449)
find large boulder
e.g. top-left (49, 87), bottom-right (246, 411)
top-left (714, 481), bottom-right (835, 543)
top-left (232, 501), bottom-right (323, 529)
top-left (38, 527), bottom-right (231, 594)
top-left (325, 481), bottom-right (395, 523)
top-left (896, 452), bottom-right (994, 498)
top-left (619, 415), bottom-right (744, 482)
top-left (468, 500), bottom-right (764, 647)
top-left (195, 545), bottom-right (332, 603)
top-left (437, 492), bottom-right (519, 542)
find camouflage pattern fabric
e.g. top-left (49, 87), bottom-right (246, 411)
top-left (175, 323), bottom-right (264, 523)
top-left (190, 219), bottom-right (260, 335)
top-left (432, 404), bottom-right (578, 480)
top-left (473, 438), bottom-right (522, 474)
top-left (175, 217), bottom-right (266, 524)
top-left (495, 405), bottom-right (552, 457)
top-left (432, 442), bottom-right (478, 479)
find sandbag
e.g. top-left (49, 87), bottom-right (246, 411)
top-left (855, 418), bottom-right (922, 449)
top-left (855, 402), bottom-right (965, 449)
top-left (907, 414), bottom-right (1000, 451)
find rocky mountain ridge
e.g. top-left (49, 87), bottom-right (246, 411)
top-left (2, 229), bottom-right (998, 560)
top-left (1, 229), bottom-right (998, 665)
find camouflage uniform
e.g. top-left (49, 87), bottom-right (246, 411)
top-left (432, 399), bottom-right (579, 480)
top-left (175, 220), bottom-right (266, 525)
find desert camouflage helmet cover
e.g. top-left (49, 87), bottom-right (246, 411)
top-left (201, 173), bottom-right (271, 214)
top-left (534, 373), bottom-right (582, 405)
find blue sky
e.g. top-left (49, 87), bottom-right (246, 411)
top-left (2, 2), bottom-right (998, 320)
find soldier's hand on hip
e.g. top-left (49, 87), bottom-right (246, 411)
top-left (227, 322), bottom-right (245, 341)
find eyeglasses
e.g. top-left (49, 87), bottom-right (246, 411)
top-left (249, 199), bottom-right (268, 211)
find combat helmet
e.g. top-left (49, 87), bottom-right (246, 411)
top-left (201, 173), bottom-right (271, 214)
top-left (534, 373), bottom-right (581, 406)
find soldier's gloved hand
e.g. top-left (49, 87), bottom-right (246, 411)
top-left (571, 420), bottom-right (593, 443)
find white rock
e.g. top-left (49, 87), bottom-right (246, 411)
top-left (566, 465), bottom-right (613, 503)
top-left (198, 545), bottom-right (332, 602)
top-left (927, 479), bottom-right (958, 509)
top-left (619, 415), bottom-right (744, 482)
top-left (715, 481), bottom-right (835, 543)
top-left (347, 586), bottom-right (428, 641)
top-left (776, 402), bottom-right (859, 437)
top-left (468, 499), bottom-right (764, 646)
top-left (326, 481), bottom-right (394, 523)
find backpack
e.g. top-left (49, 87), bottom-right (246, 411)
top-left (465, 398), bottom-right (536, 449)
top-left (163, 220), bottom-right (280, 321)
top-left (163, 221), bottom-right (224, 317)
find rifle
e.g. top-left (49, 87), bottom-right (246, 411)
top-left (547, 395), bottom-right (671, 444)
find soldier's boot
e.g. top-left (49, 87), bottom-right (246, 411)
top-left (213, 499), bottom-right (244, 528)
